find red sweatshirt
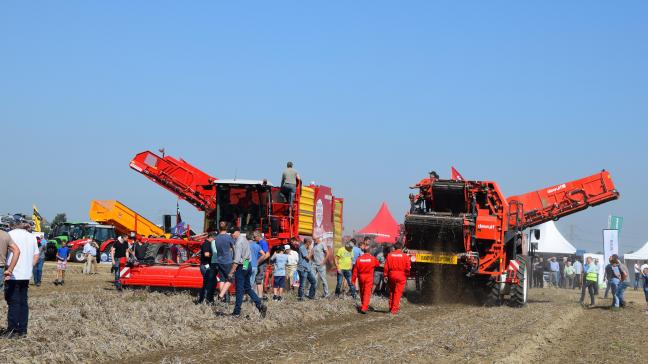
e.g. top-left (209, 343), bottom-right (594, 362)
top-left (353, 253), bottom-right (379, 276)
top-left (384, 249), bottom-right (411, 277)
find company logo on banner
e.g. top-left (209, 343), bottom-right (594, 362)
top-left (603, 229), bottom-right (619, 265)
top-left (608, 215), bottom-right (623, 230)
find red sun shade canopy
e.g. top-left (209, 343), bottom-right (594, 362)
top-left (357, 202), bottom-right (401, 243)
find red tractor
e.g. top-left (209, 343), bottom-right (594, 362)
top-left (404, 170), bottom-right (619, 306)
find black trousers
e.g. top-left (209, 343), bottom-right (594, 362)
top-left (5, 280), bottom-right (29, 333)
top-left (198, 266), bottom-right (218, 303)
top-left (579, 280), bottom-right (596, 305)
top-left (533, 270), bottom-right (544, 287)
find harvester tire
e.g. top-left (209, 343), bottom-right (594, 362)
top-left (509, 255), bottom-right (528, 308)
top-left (484, 279), bottom-right (502, 307)
top-left (72, 249), bottom-right (86, 263)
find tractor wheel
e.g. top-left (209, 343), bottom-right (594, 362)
top-left (72, 249), bottom-right (86, 263)
top-left (484, 278), bottom-right (502, 307)
top-left (100, 243), bottom-right (113, 263)
top-left (509, 255), bottom-right (529, 308)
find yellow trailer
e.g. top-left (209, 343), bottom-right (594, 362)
top-left (89, 200), bottom-right (164, 237)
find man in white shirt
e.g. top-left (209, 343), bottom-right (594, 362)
top-left (4, 222), bottom-right (39, 338)
top-left (83, 240), bottom-right (98, 275)
top-left (634, 262), bottom-right (641, 290)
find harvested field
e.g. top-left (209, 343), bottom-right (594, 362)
top-left (0, 262), bottom-right (647, 363)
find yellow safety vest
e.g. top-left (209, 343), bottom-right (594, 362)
top-left (586, 271), bottom-right (598, 282)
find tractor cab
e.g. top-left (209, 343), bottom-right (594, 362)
top-left (207, 179), bottom-right (297, 242)
top-left (48, 222), bottom-right (86, 244)
top-left (211, 179), bottom-right (271, 233)
top-left (82, 224), bottom-right (117, 243)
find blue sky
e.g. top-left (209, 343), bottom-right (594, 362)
top-left (1, 1), bottom-right (646, 252)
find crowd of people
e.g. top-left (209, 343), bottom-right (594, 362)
top-left (194, 225), bottom-right (410, 317)
top-left (533, 254), bottom-right (648, 312)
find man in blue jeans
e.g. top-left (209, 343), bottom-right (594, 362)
top-left (229, 228), bottom-right (267, 317)
top-left (33, 236), bottom-right (46, 286)
top-left (110, 235), bottom-right (130, 291)
top-left (297, 238), bottom-right (317, 300)
top-left (605, 255), bottom-right (622, 309)
top-left (548, 257), bottom-right (560, 288)
top-left (617, 259), bottom-right (630, 307)
top-left (248, 234), bottom-right (261, 293)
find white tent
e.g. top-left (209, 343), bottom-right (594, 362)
top-left (528, 221), bottom-right (576, 254)
top-left (624, 241), bottom-right (648, 260)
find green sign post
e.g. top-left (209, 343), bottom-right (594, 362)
top-left (608, 215), bottom-right (623, 230)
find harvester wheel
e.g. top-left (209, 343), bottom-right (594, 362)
top-left (509, 255), bottom-right (528, 308)
top-left (72, 249), bottom-right (86, 263)
top-left (484, 279), bottom-right (502, 307)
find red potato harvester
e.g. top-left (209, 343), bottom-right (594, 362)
top-left (405, 170), bottom-right (619, 306)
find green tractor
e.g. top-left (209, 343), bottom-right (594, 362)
top-left (45, 222), bottom-right (86, 260)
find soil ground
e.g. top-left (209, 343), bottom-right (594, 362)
top-left (0, 262), bottom-right (646, 363)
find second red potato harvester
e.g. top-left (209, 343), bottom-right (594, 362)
top-left (405, 170), bottom-right (619, 306)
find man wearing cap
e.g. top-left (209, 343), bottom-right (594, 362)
top-left (335, 241), bottom-right (356, 299)
top-left (384, 242), bottom-right (411, 315)
top-left (297, 238), bottom-right (317, 300)
top-left (4, 222), bottom-right (37, 338)
top-left (353, 241), bottom-right (379, 314)
top-left (229, 228), bottom-right (267, 318)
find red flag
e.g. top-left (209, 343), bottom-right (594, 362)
top-left (451, 167), bottom-right (464, 181)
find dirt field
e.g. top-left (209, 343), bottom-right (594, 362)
top-left (0, 262), bottom-right (646, 363)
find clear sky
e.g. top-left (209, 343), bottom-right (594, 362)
top-left (1, 1), bottom-right (646, 252)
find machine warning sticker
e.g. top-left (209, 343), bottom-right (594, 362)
top-left (415, 253), bottom-right (458, 265)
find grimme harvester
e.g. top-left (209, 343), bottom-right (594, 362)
top-left (118, 151), bottom-right (343, 288)
top-left (405, 170), bottom-right (619, 307)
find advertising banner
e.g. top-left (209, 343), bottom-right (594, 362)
top-left (313, 186), bottom-right (334, 248)
top-left (603, 229), bottom-right (619, 266)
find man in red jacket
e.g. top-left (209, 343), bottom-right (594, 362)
top-left (383, 242), bottom-right (411, 314)
top-left (353, 241), bottom-right (379, 314)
